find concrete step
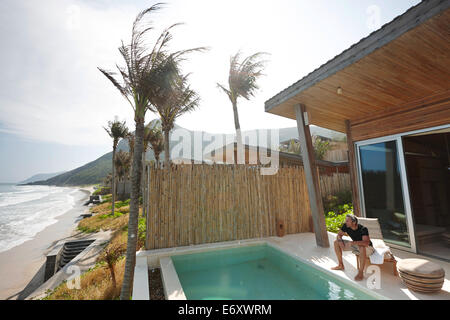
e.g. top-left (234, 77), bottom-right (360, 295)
top-left (63, 247), bottom-right (86, 254)
top-left (61, 252), bottom-right (82, 260)
top-left (57, 240), bottom-right (95, 269)
top-left (64, 241), bottom-right (94, 248)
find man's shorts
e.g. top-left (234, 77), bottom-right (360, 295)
top-left (341, 240), bottom-right (375, 256)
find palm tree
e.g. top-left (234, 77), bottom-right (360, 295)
top-left (280, 139), bottom-right (301, 155)
top-left (98, 4), bottom-right (205, 300)
top-left (140, 122), bottom-right (166, 218)
top-left (103, 173), bottom-right (112, 188)
top-left (145, 121), bottom-right (164, 168)
top-left (149, 73), bottom-right (200, 169)
top-left (280, 136), bottom-right (331, 160)
top-left (114, 150), bottom-right (131, 200)
top-left (104, 119), bottom-right (128, 216)
top-left (217, 51), bottom-right (268, 163)
top-left (140, 121), bottom-right (163, 218)
top-left (126, 132), bottom-right (135, 163)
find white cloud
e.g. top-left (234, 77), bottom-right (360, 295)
top-left (0, 0), bottom-right (138, 146)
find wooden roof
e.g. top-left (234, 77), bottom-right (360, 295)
top-left (264, 0), bottom-right (450, 133)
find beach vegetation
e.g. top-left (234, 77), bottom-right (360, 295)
top-left (101, 194), bottom-right (112, 203)
top-left (78, 208), bottom-right (134, 233)
top-left (108, 199), bottom-right (130, 209)
top-left (100, 242), bottom-right (126, 291)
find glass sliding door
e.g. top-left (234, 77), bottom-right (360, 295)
top-left (357, 138), bottom-right (415, 250)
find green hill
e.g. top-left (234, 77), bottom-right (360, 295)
top-left (19, 171), bottom-right (66, 184)
top-left (29, 123), bottom-right (344, 186)
top-left (28, 152), bottom-right (112, 186)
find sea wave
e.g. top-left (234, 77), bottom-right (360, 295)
top-left (0, 185), bottom-right (62, 208)
top-left (0, 186), bottom-right (84, 253)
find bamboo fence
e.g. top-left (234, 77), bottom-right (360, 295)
top-left (144, 164), bottom-right (350, 250)
top-left (319, 173), bottom-right (351, 197)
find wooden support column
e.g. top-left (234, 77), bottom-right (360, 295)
top-left (345, 120), bottom-right (362, 217)
top-left (295, 104), bottom-right (329, 248)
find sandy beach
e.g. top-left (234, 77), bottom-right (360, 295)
top-left (0, 186), bottom-right (94, 300)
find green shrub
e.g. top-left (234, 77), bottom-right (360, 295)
top-left (93, 187), bottom-right (112, 196)
top-left (138, 217), bottom-right (146, 245)
top-left (99, 212), bottom-right (123, 219)
top-left (325, 203), bottom-right (353, 233)
top-left (322, 190), bottom-right (352, 214)
top-left (119, 216), bottom-right (146, 247)
top-left (107, 199), bottom-right (130, 209)
top-left (101, 194), bottom-right (112, 203)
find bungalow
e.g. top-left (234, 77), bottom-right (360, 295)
top-left (205, 142), bottom-right (349, 176)
top-left (264, 0), bottom-right (450, 260)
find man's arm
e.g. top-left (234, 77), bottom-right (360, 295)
top-left (352, 235), bottom-right (371, 247)
top-left (336, 230), bottom-right (346, 249)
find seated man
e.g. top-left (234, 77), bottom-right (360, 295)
top-left (331, 214), bottom-right (374, 281)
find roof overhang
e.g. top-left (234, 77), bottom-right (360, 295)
top-left (264, 0), bottom-right (450, 133)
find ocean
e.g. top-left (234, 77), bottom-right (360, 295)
top-left (0, 183), bottom-right (86, 253)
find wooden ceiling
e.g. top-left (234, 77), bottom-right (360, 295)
top-left (265, 7), bottom-right (450, 133)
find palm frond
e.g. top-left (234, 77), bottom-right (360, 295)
top-left (104, 119), bottom-right (129, 147)
top-left (225, 51), bottom-right (270, 102)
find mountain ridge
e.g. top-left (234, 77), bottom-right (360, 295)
top-left (29, 124), bottom-right (344, 186)
top-left (19, 171), bottom-right (66, 184)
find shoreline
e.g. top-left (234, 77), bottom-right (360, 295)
top-left (0, 185), bottom-right (94, 300)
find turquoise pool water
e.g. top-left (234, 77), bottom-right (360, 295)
top-left (171, 244), bottom-right (377, 300)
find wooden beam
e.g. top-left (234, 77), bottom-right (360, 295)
top-left (295, 104), bottom-right (329, 248)
top-left (345, 120), bottom-right (362, 217)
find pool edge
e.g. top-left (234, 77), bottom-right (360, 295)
top-left (160, 256), bottom-right (187, 300)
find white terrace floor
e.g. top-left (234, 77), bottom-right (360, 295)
top-left (133, 232), bottom-right (450, 300)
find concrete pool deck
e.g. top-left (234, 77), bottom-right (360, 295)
top-left (133, 232), bottom-right (450, 300)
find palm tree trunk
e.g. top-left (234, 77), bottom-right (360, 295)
top-left (111, 146), bottom-right (116, 216)
top-left (232, 100), bottom-right (244, 164)
top-left (164, 129), bottom-right (170, 169)
top-left (155, 154), bottom-right (160, 169)
top-left (120, 119), bottom-right (145, 300)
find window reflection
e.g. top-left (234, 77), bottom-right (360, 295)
top-left (359, 141), bottom-right (410, 247)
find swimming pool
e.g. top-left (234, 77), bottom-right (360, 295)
top-left (170, 243), bottom-right (380, 300)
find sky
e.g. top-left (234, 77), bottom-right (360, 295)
top-left (0, 0), bottom-right (420, 182)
